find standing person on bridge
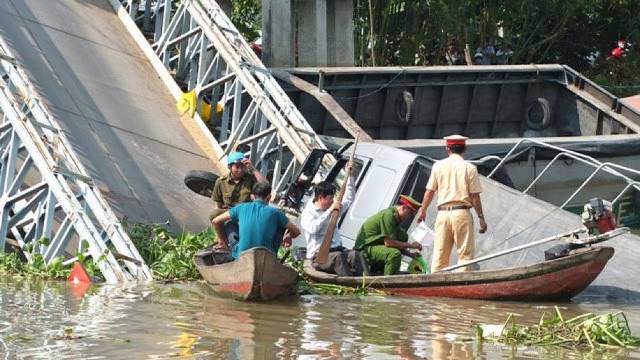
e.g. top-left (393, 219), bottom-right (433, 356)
top-left (354, 195), bottom-right (423, 275)
top-left (416, 135), bottom-right (487, 273)
top-left (210, 151), bottom-right (267, 247)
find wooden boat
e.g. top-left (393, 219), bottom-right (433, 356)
top-left (195, 247), bottom-right (298, 301)
top-left (303, 247), bottom-right (614, 301)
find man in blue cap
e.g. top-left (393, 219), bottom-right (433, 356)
top-left (211, 151), bottom-right (267, 247)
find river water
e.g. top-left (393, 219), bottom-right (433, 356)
top-left (1, 278), bottom-right (639, 359)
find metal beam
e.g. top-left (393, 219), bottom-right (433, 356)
top-left (0, 37), bottom-right (151, 282)
top-left (433, 75), bottom-right (448, 138)
top-left (490, 73), bottom-right (509, 137)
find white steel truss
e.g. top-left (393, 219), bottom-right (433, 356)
top-left (110, 0), bottom-right (330, 194)
top-left (0, 38), bottom-right (151, 283)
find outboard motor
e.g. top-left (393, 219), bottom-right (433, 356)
top-left (581, 198), bottom-right (617, 235)
top-left (545, 198), bottom-right (617, 261)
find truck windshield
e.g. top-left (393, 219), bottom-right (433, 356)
top-left (332, 158), bottom-right (366, 190)
top-left (399, 158), bottom-right (432, 202)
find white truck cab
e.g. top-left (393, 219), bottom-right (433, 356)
top-left (282, 142), bottom-right (433, 249)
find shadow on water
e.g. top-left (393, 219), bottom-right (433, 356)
top-left (577, 286), bottom-right (640, 305)
top-left (2, 278), bottom-right (640, 359)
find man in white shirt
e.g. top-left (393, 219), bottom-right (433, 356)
top-left (300, 162), bottom-right (367, 276)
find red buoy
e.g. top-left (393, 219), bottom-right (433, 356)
top-left (67, 262), bottom-right (92, 284)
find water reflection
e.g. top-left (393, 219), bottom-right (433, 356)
top-left (1, 278), bottom-right (639, 359)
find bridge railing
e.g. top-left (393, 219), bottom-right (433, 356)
top-left (486, 138), bottom-right (640, 211)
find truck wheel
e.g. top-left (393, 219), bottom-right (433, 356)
top-left (525, 97), bottom-right (551, 130)
top-left (184, 170), bottom-right (218, 198)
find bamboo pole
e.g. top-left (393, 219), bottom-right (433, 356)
top-left (315, 133), bottom-right (360, 264)
top-left (367, 0), bottom-right (376, 66)
top-left (439, 227), bottom-right (629, 272)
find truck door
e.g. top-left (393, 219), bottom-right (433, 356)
top-left (339, 159), bottom-right (404, 247)
top-left (398, 158), bottom-right (433, 204)
top-left (339, 157), bottom-right (434, 248)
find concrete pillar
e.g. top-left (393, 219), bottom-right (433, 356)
top-left (262, 0), bottom-right (295, 67)
top-left (263, 0), bottom-right (354, 67)
top-left (296, 0), bottom-right (327, 67)
top-left (328, 0), bottom-right (354, 66)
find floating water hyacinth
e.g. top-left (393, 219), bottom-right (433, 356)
top-left (474, 306), bottom-right (640, 349)
top-left (126, 222), bottom-right (216, 281)
top-left (0, 238), bottom-right (103, 280)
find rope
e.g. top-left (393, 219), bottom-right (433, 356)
top-left (324, 70), bottom-right (407, 101)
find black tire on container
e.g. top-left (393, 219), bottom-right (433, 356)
top-left (395, 90), bottom-right (414, 124)
top-left (525, 97), bottom-right (551, 130)
top-left (184, 170), bottom-right (219, 198)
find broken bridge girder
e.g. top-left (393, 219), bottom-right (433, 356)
top-left (111, 0), bottom-right (334, 194)
top-left (0, 38), bottom-right (152, 283)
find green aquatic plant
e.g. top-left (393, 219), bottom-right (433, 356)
top-left (0, 237), bottom-right (103, 280)
top-left (474, 307), bottom-right (640, 350)
top-left (126, 223), bottom-right (216, 280)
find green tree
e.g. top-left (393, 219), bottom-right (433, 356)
top-left (353, 0), bottom-right (639, 67)
top-left (231, 0), bottom-right (261, 42)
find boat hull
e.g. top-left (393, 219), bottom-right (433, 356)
top-left (195, 247), bottom-right (298, 301)
top-left (304, 247), bottom-right (614, 301)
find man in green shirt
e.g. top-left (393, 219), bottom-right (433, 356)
top-left (211, 151), bottom-right (267, 213)
top-left (354, 195), bottom-right (423, 275)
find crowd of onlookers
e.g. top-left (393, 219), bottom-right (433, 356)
top-left (444, 38), bottom-right (634, 67)
top-left (444, 40), bottom-right (514, 66)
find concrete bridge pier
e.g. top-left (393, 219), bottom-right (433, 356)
top-left (262, 0), bottom-right (354, 67)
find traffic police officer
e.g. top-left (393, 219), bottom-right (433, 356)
top-left (417, 135), bottom-right (487, 272)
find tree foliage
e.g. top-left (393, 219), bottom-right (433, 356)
top-left (231, 0), bottom-right (261, 42)
top-left (354, 0), bottom-right (639, 67)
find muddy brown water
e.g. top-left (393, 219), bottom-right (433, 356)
top-left (1, 277), bottom-right (639, 359)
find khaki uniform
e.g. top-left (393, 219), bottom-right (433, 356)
top-left (210, 173), bottom-right (256, 219)
top-left (426, 154), bottom-right (482, 272)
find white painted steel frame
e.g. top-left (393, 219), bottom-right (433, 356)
top-left (487, 138), bottom-right (640, 210)
top-left (111, 0), bottom-right (330, 194)
top-left (0, 38), bottom-right (151, 283)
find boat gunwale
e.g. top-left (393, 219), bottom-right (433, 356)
top-left (303, 246), bottom-right (614, 288)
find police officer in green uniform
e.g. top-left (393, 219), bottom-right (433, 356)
top-left (354, 195), bottom-right (423, 275)
top-left (210, 151), bottom-right (267, 246)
